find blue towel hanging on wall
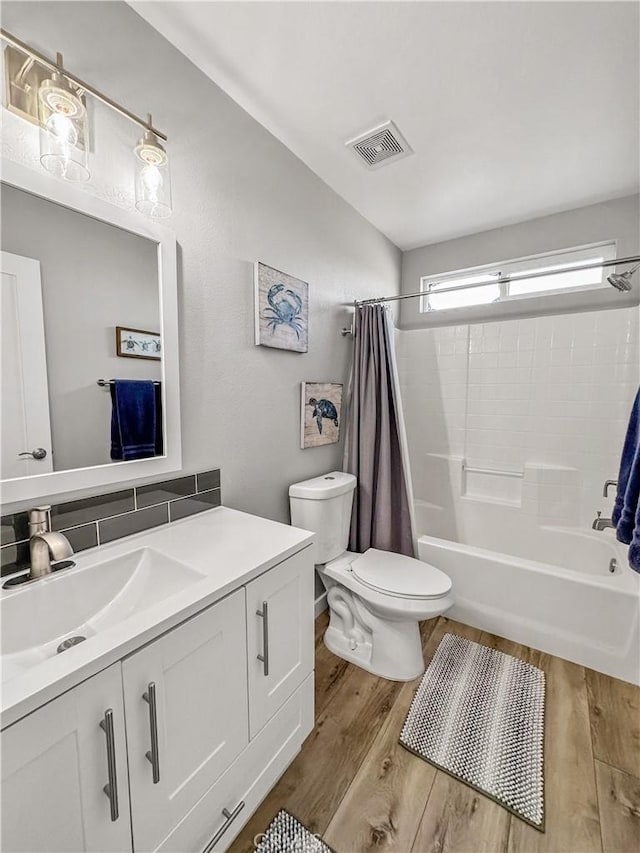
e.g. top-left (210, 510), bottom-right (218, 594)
top-left (613, 387), bottom-right (640, 572)
top-left (110, 380), bottom-right (161, 461)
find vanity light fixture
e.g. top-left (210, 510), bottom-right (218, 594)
top-left (134, 114), bottom-right (172, 219)
top-left (38, 53), bottom-right (90, 182)
top-left (2, 28), bottom-right (171, 217)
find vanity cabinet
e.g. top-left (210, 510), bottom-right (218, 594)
top-left (1, 544), bottom-right (315, 853)
top-left (123, 589), bottom-right (249, 852)
top-left (0, 663), bottom-right (130, 853)
top-left (246, 547), bottom-right (315, 736)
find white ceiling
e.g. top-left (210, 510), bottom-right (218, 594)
top-left (133, 1), bottom-right (640, 250)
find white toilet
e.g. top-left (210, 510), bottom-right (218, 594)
top-left (289, 471), bottom-right (453, 681)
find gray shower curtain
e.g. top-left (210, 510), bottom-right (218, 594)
top-left (343, 304), bottom-right (414, 557)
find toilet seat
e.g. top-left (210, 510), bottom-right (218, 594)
top-left (350, 548), bottom-right (452, 600)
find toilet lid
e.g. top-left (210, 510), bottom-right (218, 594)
top-left (351, 549), bottom-right (452, 600)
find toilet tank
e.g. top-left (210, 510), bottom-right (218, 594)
top-left (289, 471), bottom-right (357, 564)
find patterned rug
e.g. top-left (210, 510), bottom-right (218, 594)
top-left (400, 633), bottom-right (546, 830)
top-left (255, 810), bottom-right (335, 853)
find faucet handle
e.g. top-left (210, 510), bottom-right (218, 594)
top-left (603, 480), bottom-right (618, 498)
top-left (28, 506), bottom-right (51, 536)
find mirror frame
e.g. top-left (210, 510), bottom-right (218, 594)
top-left (0, 158), bottom-right (181, 506)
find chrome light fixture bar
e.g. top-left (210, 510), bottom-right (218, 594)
top-left (2, 28), bottom-right (172, 217)
top-left (1, 28), bottom-right (167, 139)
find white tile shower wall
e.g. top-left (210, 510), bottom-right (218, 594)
top-left (397, 306), bottom-right (640, 530)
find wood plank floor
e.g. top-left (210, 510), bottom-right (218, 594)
top-left (230, 613), bottom-right (640, 853)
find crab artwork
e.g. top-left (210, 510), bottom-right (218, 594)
top-left (255, 262), bottom-right (309, 352)
top-left (263, 284), bottom-right (305, 340)
top-left (308, 397), bottom-right (339, 435)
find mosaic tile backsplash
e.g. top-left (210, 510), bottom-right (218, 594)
top-left (1, 469), bottom-right (221, 577)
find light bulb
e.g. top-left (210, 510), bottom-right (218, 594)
top-left (141, 163), bottom-right (163, 203)
top-left (46, 112), bottom-right (78, 147)
top-left (38, 72), bottom-right (90, 182)
top-left (134, 124), bottom-right (172, 218)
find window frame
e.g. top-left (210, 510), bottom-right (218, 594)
top-left (419, 242), bottom-right (618, 316)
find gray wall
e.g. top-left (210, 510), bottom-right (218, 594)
top-left (1, 2), bottom-right (401, 522)
top-left (400, 194), bottom-right (640, 329)
top-left (2, 184), bottom-right (160, 471)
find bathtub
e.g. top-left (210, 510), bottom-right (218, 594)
top-left (416, 500), bottom-right (640, 685)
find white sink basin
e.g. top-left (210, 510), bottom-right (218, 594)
top-left (1, 547), bottom-right (205, 681)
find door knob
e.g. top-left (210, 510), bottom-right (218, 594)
top-left (18, 448), bottom-right (47, 460)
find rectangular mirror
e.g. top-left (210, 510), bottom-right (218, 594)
top-left (0, 160), bottom-right (180, 506)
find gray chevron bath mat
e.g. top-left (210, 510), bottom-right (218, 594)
top-left (255, 810), bottom-right (335, 853)
top-left (400, 633), bottom-right (546, 830)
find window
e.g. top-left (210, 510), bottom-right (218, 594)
top-left (420, 243), bottom-right (617, 313)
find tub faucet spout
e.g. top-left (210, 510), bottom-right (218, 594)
top-left (592, 511), bottom-right (615, 532)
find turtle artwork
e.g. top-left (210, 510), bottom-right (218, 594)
top-left (255, 262), bottom-right (309, 352)
top-left (301, 382), bottom-right (343, 448)
top-left (308, 397), bottom-right (339, 435)
top-left (116, 327), bottom-right (162, 360)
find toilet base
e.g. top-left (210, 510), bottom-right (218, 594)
top-left (323, 606), bottom-right (426, 682)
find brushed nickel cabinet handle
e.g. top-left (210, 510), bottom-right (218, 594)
top-left (203, 801), bottom-right (245, 853)
top-left (142, 682), bottom-right (160, 783)
top-left (99, 709), bottom-right (119, 822)
top-left (256, 601), bottom-right (269, 676)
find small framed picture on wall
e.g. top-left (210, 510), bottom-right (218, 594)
top-left (116, 326), bottom-right (162, 360)
top-left (301, 382), bottom-right (343, 448)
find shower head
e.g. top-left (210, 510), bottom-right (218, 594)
top-left (607, 263), bottom-right (640, 292)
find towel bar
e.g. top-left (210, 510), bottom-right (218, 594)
top-left (97, 378), bottom-right (161, 387)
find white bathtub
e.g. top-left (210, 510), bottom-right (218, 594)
top-left (416, 500), bottom-right (640, 685)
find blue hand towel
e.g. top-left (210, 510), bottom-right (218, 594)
top-left (613, 387), bottom-right (640, 572)
top-left (110, 380), bottom-right (158, 461)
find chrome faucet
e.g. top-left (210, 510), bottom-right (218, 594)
top-left (592, 511), bottom-right (615, 532)
top-left (27, 506), bottom-right (74, 579)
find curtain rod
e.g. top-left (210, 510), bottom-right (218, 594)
top-left (354, 254), bottom-right (640, 306)
top-left (0, 28), bottom-right (168, 140)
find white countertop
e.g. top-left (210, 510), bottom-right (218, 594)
top-left (0, 507), bottom-right (314, 729)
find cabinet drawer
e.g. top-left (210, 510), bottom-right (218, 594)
top-left (123, 589), bottom-right (248, 853)
top-left (156, 673), bottom-right (314, 853)
top-left (246, 547), bottom-right (315, 736)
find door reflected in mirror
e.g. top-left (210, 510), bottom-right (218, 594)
top-left (1, 183), bottom-right (164, 478)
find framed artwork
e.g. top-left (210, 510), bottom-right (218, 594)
top-left (301, 382), bottom-right (343, 448)
top-left (255, 261), bottom-right (309, 353)
top-left (116, 326), bottom-right (162, 360)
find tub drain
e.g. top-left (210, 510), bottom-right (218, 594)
top-left (57, 636), bottom-right (86, 653)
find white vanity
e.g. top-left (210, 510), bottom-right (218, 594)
top-left (0, 150), bottom-right (316, 853)
top-left (0, 508), bottom-right (315, 853)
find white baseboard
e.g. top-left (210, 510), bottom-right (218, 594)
top-left (314, 591), bottom-right (328, 619)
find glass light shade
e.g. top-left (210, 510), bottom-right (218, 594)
top-left (134, 131), bottom-right (172, 219)
top-left (38, 74), bottom-right (90, 182)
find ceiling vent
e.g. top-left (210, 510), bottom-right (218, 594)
top-left (346, 120), bottom-right (412, 170)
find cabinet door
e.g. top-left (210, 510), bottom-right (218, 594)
top-left (1, 663), bottom-right (131, 853)
top-left (123, 589), bottom-right (248, 853)
top-left (246, 546), bottom-right (315, 736)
